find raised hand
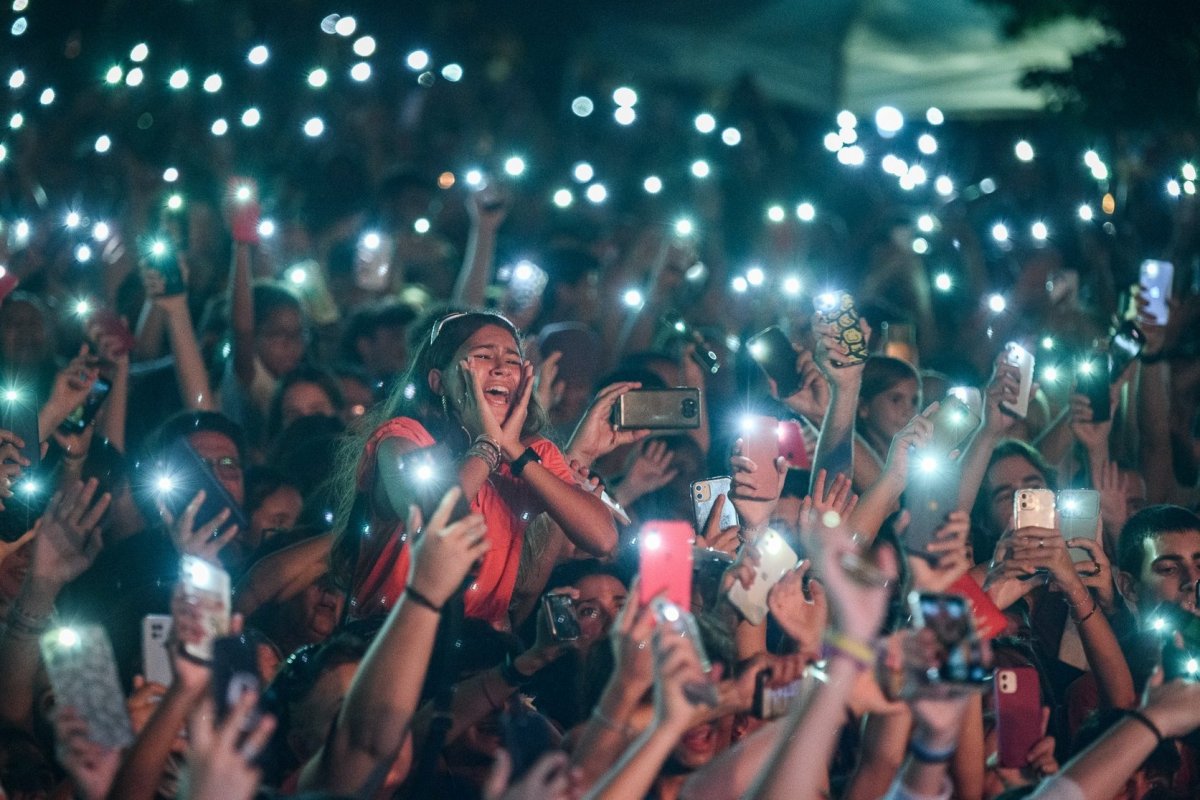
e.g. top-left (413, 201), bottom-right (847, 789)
top-left (46, 345), bottom-right (101, 424)
top-left (468, 185), bottom-right (510, 234)
top-left (730, 437), bottom-right (788, 531)
top-left (695, 494), bottom-right (740, 556)
top-left (406, 487), bottom-right (490, 609)
top-left (780, 346), bottom-right (832, 423)
top-left (1067, 537), bottom-right (1116, 614)
top-left (30, 478), bottom-right (110, 587)
top-left (534, 351), bottom-right (564, 413)
top-left (767, 561), bottom-right (827, 659)
top-left (457, 357), bottom-right (536, 461)
top-left (184, 693), bottom-right (276, 800)
top-left (483, 750), bottom-right (574, 800)
top-left (906, 511), bottom-right (972, 593)
top-left (159, 490), bottom-right (238, 563)
top-left (982, 355), bottom-right (1020, 437)
top-left (881, 404), bottom-right (936, 489)
top-left (53, 707), bottom-right (122, 800)
top-left (1095, 461), bottom-right (1129, 536)
top-left (0, 427), bottom-right (30, 510)
top-left (806, 469), bottom-right (858, 524)
top-left (565, 381), bottom-right (651, 467)
top-left (652, 629), bottom-right (709, 731)
top-left (608, 577), bottom-right (657, 697)
top-left (1068, 393), bottom-right (1113, 454)
top-left (615, 439), bottom-right (678, 506)
top-left (993, 707), bottom-right (1058, 787)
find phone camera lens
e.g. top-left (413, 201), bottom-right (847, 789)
top-left (681, 399), bottom-right (698, 418)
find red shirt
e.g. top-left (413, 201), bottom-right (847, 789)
top-left (347, 417), bottom-right (574, 626)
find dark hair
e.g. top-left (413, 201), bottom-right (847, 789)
top-left (244, 467), bottom-right (302, 516)
top-left (339, 301), bottom-right (417, 364)
top-left (1117, 505), bottom-right (1200, 577)
top-left (859, 355), bottom-right (920, 405)
top-left (970, 438), bottom-right (1058, 556)
top-left (253, 283), bottom-right (304, 332)
top-left (266, 366), bottom-right (345, 442)
top-left (544, 559), bottom-right (630, 594)
top-left (329, 310), bottom-right (546, 588)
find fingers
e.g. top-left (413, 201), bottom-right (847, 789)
top-left (428, 486), bottom-right (464, 532)
top-left (483, 749), bottom-right (513, 800)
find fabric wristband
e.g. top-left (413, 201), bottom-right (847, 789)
top-left (510, 446), bottom-right (542, 477)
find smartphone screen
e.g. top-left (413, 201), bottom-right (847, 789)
top-left (1108, 321), bottom-right (1144, 381)
top-left (212, 634), bottom-right (261, 723)
top-left (1139, 259), bottom-right (1173, 324)
top-left (747, 326), bottom-right (801, 397)
top-left (179, 555), bottom-right (231, 662)
top-left (543, 594), bottom-right (582, 642)
top-left (154, 439), bottom-right (248, 534)
top-left (60, 378), bottom-right (112, 434)
top-left (909, 592), bottom-right (990, 686)
top-left (638, 520), bottom-right (694, 610)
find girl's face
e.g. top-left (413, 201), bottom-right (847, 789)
top-left (250, 485), bottom-right (303, 545)
top-left (256, 306), bottom-right (306, 378)
top-left (984, 455), bottom-right (1048, 534)
top-left (860, 377), bottom-right (919, 444)
top-left (440, 324), bottom-right (524, 417)
top-left (280, 381), bottom-right (335, 431)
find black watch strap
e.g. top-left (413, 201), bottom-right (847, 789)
top-left (510, 446), bottom-right (542, 477)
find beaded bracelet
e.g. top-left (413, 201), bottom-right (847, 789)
top-left (822, 631), bottom-right (875, 671)
top-left (465, 444), bottom-right (500, 472)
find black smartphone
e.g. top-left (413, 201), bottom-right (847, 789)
top-left (0, 387), bottom-right (39, 473)
top-left (904, 469), bottom-right (961, 562)
top-left (501, 702), bottom-right (557, 783)
top-left (394, 445), bottom-right (473, 523)
top-left (212, 634), bottom-right (261, 724)
top-left (753, 669), bottom-right (804, 720)
top-left (59, 378), bottom-right (111, 434)
top-left (140, 236), bottom-right (185, 296)
top-left (661, 316), bottom-right (719, 375)
top-left (542, 594), bottom-right (581, 642)
top-left (1108, 321), bottom-right (1145, 381)
top-left (908, 592), bottom-right (991, 689)
top-left (151, 439), bottom-right (248, 533)
top-left (747, 326), bottom-right (801, 397)
top-left (1077, 351), bottom-right (1111, 423)
top-left (611, 388), bottom-right (701, 429)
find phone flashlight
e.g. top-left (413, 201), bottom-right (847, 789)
top-left (286, 266), bottom-right (308, 286)
top-left (234, 185), bottom-right (252, 203)
top-left (73, 298), bottom-right (92, 317)
top-left (1077, 360), bottom-right (1096, 377)
top-left (3, 388), bottom-right (19, 402)
top-left (414, 463), bottom-right (435, 483)
top-left (54, 627), bottom-right (81, 648)
top-left (185, 557), bottom-right (214, 590)
top-left (815, 291), bottom-right (840, 314)
top-left (642, 530), bottom-right (663, 551)
top-left (154, 474), bottom-right (175, 494)
top-left (18, 479), bottom-right (40, 496)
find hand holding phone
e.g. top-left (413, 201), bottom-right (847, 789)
top-left (907, 592), bottom-right (991, 694)
top-left (41, 625), bottom-right (134, 748)
top-left (1139, 260), bottom-right (1174, 324)
top-left (994, 666), bottom-right (1042, 768)
top-left (225, 178), bottom-right (261, 244)
top-left (726, 528), bottom-right (800, 624)
top-left (542, 593), bottom-right (582, 642)
top-left (178, 555), bottom-right (231, 662)
top-left (813, 291), bottom-right (867, 367)
top-left (1001, 343), bottom-right (1035, 419)
top-left (747, 326), bottom-right (801, 396)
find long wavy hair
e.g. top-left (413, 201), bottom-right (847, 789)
top-left (328, 309), bottom-right (548, 588)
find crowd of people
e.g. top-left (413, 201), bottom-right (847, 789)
top-left (2, 7), bottom-right (1200, 799)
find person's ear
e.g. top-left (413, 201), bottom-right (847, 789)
top-left (1116, 569), bottom-right (1138, 605)
top-left (428, 368), bottom-right (444, 397)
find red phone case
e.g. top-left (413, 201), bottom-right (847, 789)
top-left (777, 419), bottom-right (811, 470)
top-left (994, 666), bottom-right (1041, 768)
top-left (638, 520), bottom-right (694, 611)
top-left (948, 574), bottom-right (1008, 640)
top-left (0, 270), bottom-right (18, 304)
top-left (88, 309), bottom-right (137, 356)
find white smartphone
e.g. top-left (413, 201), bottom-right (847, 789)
top-left (41, 625), bottom-right (134, 749)
top-left (727, 529), bottom-right (801, 625)
top-left (1139, 259), bottom-right (1174, 324)
top-left (1059, 489), bottom-right (1101, 563)
top-left (179, 556), bottom-right (231, 662)
top-left (1013, 488), bottom-right (1056, 531)
top-left (142, 614), bottom-right (174, 686)
top-left (1001, 343), bottom-right (1034, 419)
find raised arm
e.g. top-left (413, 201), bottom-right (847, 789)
top-left (228, 241), bottom-right (257, 391)
top-left (955, 355), bottom-right (1018, 513)
top-left (300, 489), bottom-right (489, 795)
top-left (809, 314), bottom-right (868, 489)
top-left (143, 261), bottom-right (215, 410)
top-left (452, 190), bottom-right (507, 307)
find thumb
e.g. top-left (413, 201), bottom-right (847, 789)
top-left (482, 749), bottom-right (513, 800)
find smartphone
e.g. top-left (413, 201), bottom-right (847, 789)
top-left (354, 232), bottom-right (393, 292)
top-left (212, 634), bottom-right (261, 723)
top-left (611, 388), bottom-right (701, 430)
top-left (1059, 489), bottom-right (1101, 563)
top-left (59, 377), bottom-right (112, 434)
top-left (904, 472), bottom-right (961, 561)
top-left (1076, 352), bottom-right (1111, 423)
top-left (1013, 488), bottom-right (1056, 531)
top-left (179, 555), bottom-right (231, 662)
top-left (41, 625), bottom-right (134, 749)
top-left (948, 574), bottom-right (1008, 640)
top-left (747, 326), bottom-right (801, 397)
top-left (650, 597), bottom-right (718, 707)
top-left (908, 592), bottom-right (991, 689)
top-left (542, 594), bottom-right (582, 642)
top-left (141, 614), bottom-right (174, 687)
top-left (638, 520), bottom-right (694, 610)
top-left (880, 320), bottom-right (919, 366)
top-left (393, 445), bottom-right (473, 523)
top-left (753, 671), bottom-right (804, 720)
top-left (926, 394), bottom-right (981, 455)
top-left (141, 236), bottom-right (185, 296)
top-left (947, 386), bottom-right (983, 419)
top-left (662, 316), bottom-right (720, 376)
top-left (994, 666), bottom-right (1042, 768)
top-left (1161, 640), bottom-right (1200, 682)
top-left (0, 268), bottom-right (18, 303)
top-left (0, 386), bottom-right (39, 472)
top-left (777, 419), bottom-right (811, 470)
top-left (154, 438), bottom-right (249, 535)
top-left (1139, 259), bottom-right (1174, 324)
top-left (691, 477), bottom-right (738, 534)
top-left (1001, 343), bottom-right (1035, 419)
top-left (1108, 321), bottom-right (1144, 381)
top-left (726, 528), bottom-right (800, 625)
top-left (598, 489), bottom-right (631, 526)
top-left (740, 414), bottom-right (780, 498)
top-left (813, 291), bottom-right (867, 367)
top-left (501, 702), bottom-right (557, 783)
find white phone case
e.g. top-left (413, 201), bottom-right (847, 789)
top-left (179, 556), bottom-right (231, 662)
top-left (1013, 488), bottom-right (1056, 531)
top-left (1139, 259), bottom-right (1174, 324)
top-left (41, 625), bottom-right (134, 749)
top-left (142, 614), bottom-right (174, 686)
top-left (727, 529), bottom-right (801, 625)
top-left (1001, 343), bottom-right (1034, 419)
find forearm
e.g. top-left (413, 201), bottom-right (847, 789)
top-left (232, 533), bottom-right (333, 615)
top-left (949, 693), bottom-right (985, 800)
top-left (521, 463), bottom-right (617, 557)
top-left (1138, 362), bottom-right (1172, 504)
top-left (108, 683), bottom-right (204, 800)
top-left (0, 577), bottom-right (61, 727)
top-left (163, 307), bottom-right (214, 410)
top-left (1029, 717), bottom-right (1155, 800)
top-left (680, 717), bottom-right (788, 800)
top-left (1032, 406), bottom-right (1073, 466)
top-left (38, 399), bottom-right (75, 442)
top-left (843, 711), bottom-right (912, 800)
top-left (229, 243), bottom-right (256, 387)
top-left (746, 656), bottom-right (858, 800)
top-left (849, 474), bottom-right (905, 544)
top-left (451, 225), bottom-right (495, 307)
top-left (811, 382), bottom-right (861, 489)
top-left (956, 429), bottom-right (999, 513)
top-left (572, 678), bottom-right (649, 787)
top-left (100, 361), bottom-right (129, 451)
top-left (1070, 592), bottom-right (1135, 708)
top-left (585, 721), bottom-right (687, 800)
top-left (133, 301), bottom-right (166, 360)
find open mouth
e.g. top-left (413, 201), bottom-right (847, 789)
top-left (483, 385), bottom-right (512, 403)
top-left (680, 723), bottom-right (717, 753)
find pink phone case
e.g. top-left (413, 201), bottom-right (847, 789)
top-left (638, 520), bottom-right (694, 611)
top-left (994, 666), bottom-right (1042, 768)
